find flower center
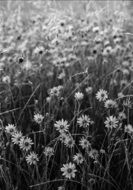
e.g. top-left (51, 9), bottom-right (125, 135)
top-left (109, 121), bottom-right (113, 126)
top-left (101, 93), bottom-right (105, 98)
top-left (25, 142), bottom-right (30, 147)
top-left (60, 125), bottom-right (65, 130)
top-left (67, 168), bottom-right (72, 173)
top-left (84, 141), bottom-right (87, 145)
top-left (38, 118), bottom-right (42, 122)
top-left (10, 129), bottom-right (14, 133)
top-left (17, 137), bottom-right (21, 141)
top-left (68, 139), bottom-right (73, 145)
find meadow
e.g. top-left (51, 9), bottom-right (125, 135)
top-left (0, 1), bottom-right (133, 190)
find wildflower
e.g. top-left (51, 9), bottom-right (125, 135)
top-left (104, 116), bottom-right (118, 129)
top-left (34, 99), bottom-right (38, 105)
top-left (49, 86), bottom-right (63, 97)
top-left (125, 124), bottom-right (133, 134)
top-left (102, 46), bottom-right (112, 56)
top-left (100, 149), bottom-right (106, 154)
top-left (122, 61), bottom-right (130, 68)
top-left (94, 37), bottom-right (102, 44)
top-left (104, 40), bottom-right (110, 47)
top-left (88, 149), bottom-right (99, 160)
top-left (120, 80), bottom-right (128, 87)
top-left (92, 26), bottom-right (100, 33)
top-left (77, 115), bottom-right (91, 128)
top-left (11, 131), bottom-right (23, 145)
top-left (2, 76), bottom-right (11, 84)
top-left (19, 137), bottom-right (33, 152)
top-left (118, 92), bottom-right (124, 98)
top-left (59, 133), bottom-right (69, 143)
top-left (64, 136), bottom-right (75, 148)
top-left (58, 72), bottom-right (65, 80)
top-left (73, 153), bottom-right (84, 165)
top-left (43, 147), bottom-right (54, 157)
top-left (47, 71), bottom-right (54, 77)
top-left (26, 152), bottom-right (39, 165)
top-left (96, 89), bottom-right (108, 102)
top-left (104, 99), bottom-right (117, 109)
top-left (122, 69), bottom-right (130, 76)
top-left (46, 96), bottom-right (51, 103)
top-left (58, 186), bottom-right (65, 190)
top-left (118, 112), bottom-right (126, 121)
top-left (34, 113), bottom-right (44, 124)
top-left (5, 124), bottom-right (16, 135)
top-left (54, 119), bottom-right (69, 133)
top-left (114, 37), bottom-right (121, 44)
top-left (79, 137), bottom-right (90, 149)
top-left (33, 46), bottom-right (44, 55)
top-left (61, 162), bottom-right (77, 179)
top-left (85, 87), bottom-right (93, 95)
top-left (74, 92), bottom-right (84, 101)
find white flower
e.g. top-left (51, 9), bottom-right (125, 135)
top-left (58, 186), bottom-right (65, 190)
top-left (114, 37), bottom-right (121, 44)
top-left (33, 46), bottom-right (44, 55)
top-left (74, 92), bottom-right (84, 101)
top-left (19, 137), bottom-right (33, 152)
top-left (120, 79), bottom-right (128, 87)
top-left (2, 75), bottom-right (11, 83)
top-left (59, 133), bottom-right (69, 143)
top-left (61, 162), bottom-right (77, 179)
top-left (104, 116), bottom-right (118, 129)
top-left (118, 92), bottom-right (124, 98)
top-left (104, 40), bottom-right (110, 47)
top-left (54, 119), bottom-right (69, 133)
top-left (88, 149), bottom-right (99, 160)
top-left (64, 136), bottom-right (75, 148)
top-left (118, 112), bottom-right (126, 121)
top-left (92, 26), bottom-right (100, 33)
top-left (79, 137), bottom-right (90, 149)
top-left (100, 149), bottom-right (106, 154)
top-left (34, 113), bottom-right (44, 124)
top-left (85, 87), bottom-right (93, 95)
top-left (73, 153), bottom-right (84, 165)
top-left (104, 99), bottom-right (117, 109)
top-left (125, 124), bottom-right (133, 134)
top-left (46, 96), bottom-right (51, 103)
top-left (11, 131), bottom-right (23, 145)
top-left (96, 89), bottom-right (108, 102)
top-left (122, 69), bottom-right (130, 76)
top-left (5, 124), bottom-right (16, 135)
top-left (43, 147), bottom-right (54, 157)
top-left (26, 152), bottom-right (39, 165)
top-left (48, 86), bottom-right (63, 97)
top-left (77, 115), bottom-right (91, 128)
top-left (122, 61), bottom-right (130, 68)
top-left (58, 72), bottom-right (65, 79)
top-left (102, 46), bottom-right (113, 56)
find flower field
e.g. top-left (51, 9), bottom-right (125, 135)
top-left (0, 1), bottom-right (133, 190)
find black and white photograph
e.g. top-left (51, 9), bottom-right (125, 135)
top-left (0, 0), bottom-right (133, 190)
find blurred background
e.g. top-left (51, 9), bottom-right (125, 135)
top-left (0, 0), bottom-right (131, 24)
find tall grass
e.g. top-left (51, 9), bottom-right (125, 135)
top-left (0, 1), bottom-right (133, 190)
